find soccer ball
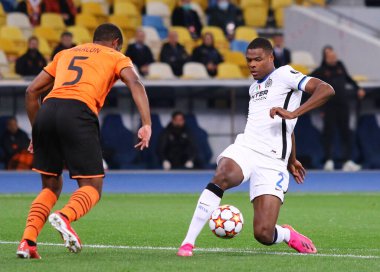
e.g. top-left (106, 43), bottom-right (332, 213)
top-left (209, 205), bottom-right (244, 239)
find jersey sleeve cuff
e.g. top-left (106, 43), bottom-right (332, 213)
top-left (297, 76), bottom-right (311, 91)
top-left (43, 68), bottom-right (55, 78)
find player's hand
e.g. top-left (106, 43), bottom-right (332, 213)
top-left (28, 140), bottom-right (34, 154)
top-left (288, 159), bottom-right (306, 184)
top-left (270, 107), bottom-right (298, 119)
top-left (134, 125), bottom-right (151, 150)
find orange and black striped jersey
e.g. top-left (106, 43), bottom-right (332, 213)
top-left (43, 43), bottom-right (133, 114)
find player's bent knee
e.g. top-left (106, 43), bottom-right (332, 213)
top-left (212, 171), bottom-right (236, 191)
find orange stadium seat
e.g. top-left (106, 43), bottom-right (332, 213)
top-left (40, 13), bottom-right (66, 32)
top-left (33, 26), bottom-right (60, 48)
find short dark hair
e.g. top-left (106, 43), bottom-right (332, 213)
top-left (61, 31), bottom-right (73, 38)
top-left (28, 36), bottom-right (38, 43)
top-left (171, 111), bottom-right (184, 119)
top-left (247, 37), bottom-right (273, 53)
top-left (93, 23), bottom-right (123, 47)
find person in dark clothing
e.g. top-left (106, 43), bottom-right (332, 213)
top-left (51, 31), bottom-right (76, 59)
top-left (310, 45), bottom-right (365, 171)
top-left (171, 0), bottom-right (202, 40)
top-left (206, 0), bottom-right (244, 40)
top-left (159, 31), bottom-right (189, 76)
top-left (41, 0), bottom-right (77, 26)
top-left (16, 36), bottom-right (47, 77)
top-left (272, 34), bottom-right (291, 68)
top-left (191, 32), bottom-right (223, 77)
top-left (1, 117), bottom-right (30, 167)
top-left (125, 28), bottom-right (155, 77)
top-left (158, 111), bottom-right (196, 170)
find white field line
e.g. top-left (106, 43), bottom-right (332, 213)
top-left (1, 241), bottom-right (379, 260)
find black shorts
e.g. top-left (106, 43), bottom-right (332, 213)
top-left (32, 98), bottom-right (104, 179)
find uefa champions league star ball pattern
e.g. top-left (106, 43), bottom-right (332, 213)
top-left (209, 205), bottom-right (244, 239)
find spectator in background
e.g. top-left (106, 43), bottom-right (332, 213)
top-left (310, 45), bottom-right (365, 171)
top-left (1, 117), bottom-right (31, 169)
top-left (16, 36), bottom-right (47, 77)
top-left (192, 32), bottom-right (223, 77)
top-left (51, 31), bottom-right (76, 59)
top-left (160, 31), bottom-right (189, 76)
top-left (172, 0), bottom-right (202, 39)
top-left (206, 0), bottom-right (244, 40)
top-left (1, 0), bottom-right (17, 11)
top-left (16, 0), bottom-right (41, 26)
top-left (158, 111), bottom-right (196, 170)
top-left (41, 0), bottom-right (77, 26)
top-left (125, 28), bottom-right (154, 77)
top-left (272, 34), bottom-right (291, 68)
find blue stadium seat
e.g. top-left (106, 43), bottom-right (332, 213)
top-left (139, 113), bottom-right (164, 169)
top-left (357, 114), bottom-right (380, 169)
top-left (230, 40), bottom-right (249, 54)
top-left (101, 114), bottom-right (140, 169)
top-left (185, 114), bottom-right (213, 169)
top-left (142, 15), bottom-right (168, 40)
top-left (294, 114), bottom-right (324, 169)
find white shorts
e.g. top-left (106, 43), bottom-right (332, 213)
top-left (217, 143), bottom-right (289, 202)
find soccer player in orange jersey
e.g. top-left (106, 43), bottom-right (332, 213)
top-left (16, 23), bottom-right (152, 259)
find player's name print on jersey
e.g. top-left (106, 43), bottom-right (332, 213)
top-left (71, 47), bottom-right (101, 54)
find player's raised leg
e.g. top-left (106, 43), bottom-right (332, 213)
top-left (49, 178), bottom-right (102, 253)
top-left (177, 158), bottom-right (244, 257)
top-left (253, 195), bottom-right (316, 253)
top-left (17, 175), bottom-right (63, 259)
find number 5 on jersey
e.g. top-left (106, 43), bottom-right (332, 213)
top-left (63, 56), bottom-right (89, 86)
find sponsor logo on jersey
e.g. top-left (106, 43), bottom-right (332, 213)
top-left (251, 90), bottom-right (268, 101)
top-left (290, 70), bottom-right (299, 74)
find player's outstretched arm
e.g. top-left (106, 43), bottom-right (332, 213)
top-left (288, 132), bottom-right (305, 184)
top-left (120, 67), bottom-right (152, 150)
top-left (270, 78), bottom-right (335, 119)
top-left (25, 70), bottom-right (55, 125)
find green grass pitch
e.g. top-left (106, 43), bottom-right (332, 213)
top-left (1, 193), bottom-right (380, 271)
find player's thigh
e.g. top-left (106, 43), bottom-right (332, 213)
top-left (32, 100), bottom-right (64, 175)
top-left (56, 100), bottom-right (104, 178)
top-left (213, 144), bottom-right (254, 190)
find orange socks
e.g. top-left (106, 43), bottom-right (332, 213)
top-left (57, 186), bottom-right (100, 223)
top-left (22, 188), bottom-right (57, 243)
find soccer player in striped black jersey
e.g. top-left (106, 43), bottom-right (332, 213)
top-left (177, 38), bottom-right (335, 256)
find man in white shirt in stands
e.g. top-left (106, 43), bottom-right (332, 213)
top-left (177, 37), bottom-right (335, 257)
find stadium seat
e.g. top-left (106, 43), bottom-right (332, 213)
top-left (216, 63), bottom-right (244, 79)
top-left (271, 0), bottom-right (292, 9)
top-left (291, 50), bottom-right (317, 70)
top-left (33, 26), bottom-right (60, 48)
top-left (38, 37), bottom-right (52, 59)
top-left (139, 113), bottom-right (164, 169)
top-left (66, 26), bottom-right (92, 45)
top-left (40, 13), bottom-right (66, 32)
top-left (0, 26), bottom-right (26, 54)
top-left (294, 114), bottom-right (324, 169)
top-left (274, 8), bottom-right (285, 27)
top-left (223, 51), bottom-right (250, 77)
top-left (108, 14), bottom-right (138, 40)
top-left (0, 38), bottom-right (20, 57)
top-left (81, 0), bottom-right (110, 14)
top-left (146, 2), bottom-right (171, 28)
top-left (75, 13), bottom-right (99, 35)
top-left (289, 63), bottom-right (309, 75)
top-left (114, 0), bottom-right (144, 11)
top-left (148, 62), bottom-right (176, 79)
top-left (142, 15), bottom-right (168, 40)
top-left (142, 26), bottom-right (162, 60)
top-left (81, 2), bottom-right (108, 23)
top-left (240, 0), bottom-right (268, 9)
top-left (243, 6), bottom-right (269, 27)
top-left (113, 2), bottom-right (141, 28)
top-left (0, 49), bottom-right (9, 74)
top-left (201, 26), bottom-right (229, 55)
top-left (0, 4), bottom-right (6, 26)
top-left (101, 114), bottom-right (139, 169)
top-left (182, 62), bottom-right (210, 79)
top-left (357, 115), bottom-right (380, 169)
top-left (6, 12), bottom-right (33, 38)
top-left (169, 26), bottom-right (195, 54)
top-left (230, 40), bottom-right (249, 54)
top-left (235, 26), bottom-right (258, 42)
top-left (185, 113), bottom-right (213, 169)
top-left (192, 0), bottom-right (208, 10)
top-left (145, 0), bottom-right (177, 12)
